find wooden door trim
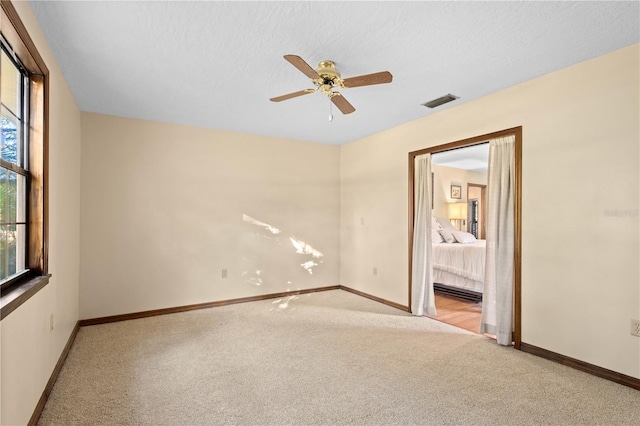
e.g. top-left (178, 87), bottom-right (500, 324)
top-left (467, 183), bottom-right (487, 239)
top-left (408, 126), bottom-right (522, 348)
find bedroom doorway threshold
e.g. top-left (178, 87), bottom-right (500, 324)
top-left (426, 293), bottom-right (482, 334)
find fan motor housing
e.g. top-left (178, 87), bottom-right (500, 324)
top-left (316, 60), bottom-right (341, 84)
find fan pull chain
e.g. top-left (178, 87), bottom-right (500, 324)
top-left (328, 96), bottom-right (333, 122)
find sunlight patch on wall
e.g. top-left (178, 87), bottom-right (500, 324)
top-left (289, 237), bottom-right (323, 258)
top-left (242, 269), bottom-right (263, 286)
top-left (301, 261), bottom-right (318, 275)
top-left (241, 214), bottom-right (326, 281)
top-left (242, 214), bottom-right (281, 234)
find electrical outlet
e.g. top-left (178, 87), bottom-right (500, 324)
top-left (360, 217), bottom-right (365, 226)
top-left (221, 269), bottom-right (228, 279)
top-left (373, 267), bottom-right (377, 276)
top-left (631, 319), bottom-right (640, 337)
top-left (49, 313), bottom-right (54, 332)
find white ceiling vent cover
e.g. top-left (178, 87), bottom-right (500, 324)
top-left (422, 94), bottom-right (459, 109)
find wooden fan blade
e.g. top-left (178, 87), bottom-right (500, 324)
top-left (331, 92), bottom-right (355, 115)
top-left (284, 55), bottom-right (321, 80)
top-left (342, 71), bottom-right (393, 88)
top-left (270, 89), bottom-right (315, 102)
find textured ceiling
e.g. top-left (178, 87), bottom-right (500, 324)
top-left (30, 1), bottom-right (639, 145)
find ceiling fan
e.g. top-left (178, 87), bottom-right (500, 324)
top-left (270, 55), bottom-right (393, 117)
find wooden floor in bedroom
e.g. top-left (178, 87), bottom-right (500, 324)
top-left (427, 293), bottom-right (482, 334)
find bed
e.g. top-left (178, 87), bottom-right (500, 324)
top-left (431, 217), bottom-right (486, 303)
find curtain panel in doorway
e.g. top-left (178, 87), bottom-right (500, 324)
top-left (412, 153), bottom-right (436, 316)
top-left (481, 135), bottom-right (515, 345)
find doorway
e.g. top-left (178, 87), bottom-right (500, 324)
top-left (408, 127), bottom-right (522, 347)
top-left (428, 145), bottom-right (489, 334)
top-left (467, 183), bottom-right (487, 239)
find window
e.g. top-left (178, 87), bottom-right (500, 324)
top-left (1, 41), bottom-right (29, 285)
top-left (0, 0), bottom-right (49, 319)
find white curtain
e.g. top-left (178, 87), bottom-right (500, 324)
top-left (411, 154), bottom-right (436, 316)
top-left (481, 135), bottom-right (515, 345)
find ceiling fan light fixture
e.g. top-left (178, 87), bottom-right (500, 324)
top-left (271, 54), bottom-right (392, 116)
top-left (422, 94), bottom-right (459, 109)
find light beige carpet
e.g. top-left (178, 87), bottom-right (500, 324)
top-left (39, 290), bottom-right (639, 425)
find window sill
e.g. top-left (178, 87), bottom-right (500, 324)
top-left (0, 274), bottom-right (51, 321)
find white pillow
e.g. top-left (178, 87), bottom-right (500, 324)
top-left (436, 216), bottom-right (456, 230)
top-left (431, 217), bottom-right (443, 230)
top-left (438, 229), bottom-right (456, 243)
top-left (431, 229), bottom-right (444, 243)
top-left (452, 231), bottom-right (477, 244)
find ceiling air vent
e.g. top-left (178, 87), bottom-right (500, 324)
top-left (422, 94), bottom-right (459, 109)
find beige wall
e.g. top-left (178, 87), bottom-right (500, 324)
top-left (79, 114), bottom-right (340, 319)
top-left (0, 2), bottom-right (82, 425)
top-left (341, 44), bottom-right (640, 378)
top-left (2, 6), bottom-right (637, 422)
top-left (432, 164), bottom-right (487, 219)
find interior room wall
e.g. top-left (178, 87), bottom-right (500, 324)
top-left (431, 164), bottom-right (487, 219)
top-left (80, 113), bottom-right (340, 319)
top-left (340, 44), bottom-right (639, 378)
top-left (0, 2), bottom-right (82, 425)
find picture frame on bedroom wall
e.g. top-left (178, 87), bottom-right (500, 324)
top-left (451, 184), bottom-right (462, 199)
